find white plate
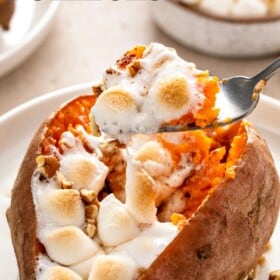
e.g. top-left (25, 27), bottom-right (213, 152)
top-left (0, 0), bottom-right (60, 78)
top-left (0, 83), bottom-right (279, 279)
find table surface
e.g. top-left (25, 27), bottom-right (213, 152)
top-left (0, 1), bottom-right (279, 116)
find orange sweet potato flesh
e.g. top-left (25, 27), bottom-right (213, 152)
top-left (6, 95), bottom-right (280, 280)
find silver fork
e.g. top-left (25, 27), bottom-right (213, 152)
top-left (159, 56), bottom-right (280, 132)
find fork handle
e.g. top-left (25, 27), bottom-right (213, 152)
top-left (251, 56), bottom-right (280, 83)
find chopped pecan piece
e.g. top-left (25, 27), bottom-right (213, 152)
top-left (80, 189), bottom-right (98, 204)
top-left (56, 171), bottom-right (73, 189)
top-left (127, 60), bottom-right (141, 77)
top-left (85, 223), bottom-right (96, 238)
top-left (36, 155), bottom-right (60, 178)
top-left (85, 204), bottom-right (99, 220)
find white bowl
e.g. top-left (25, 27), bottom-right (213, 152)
top-left (0, 0), bottom-right (60, 78)
top-left (151, 0), bottom-right (280, 57)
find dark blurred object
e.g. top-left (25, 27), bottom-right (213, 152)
top-left (0, 0), bottom-right (15, 30)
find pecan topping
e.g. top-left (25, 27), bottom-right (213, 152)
top-left (127, 60), bottom-right (141, 77)
top-left (85, 223), bottom-right (96, 238)
top-left (85, 204), bottom-right (99, 220)
top-left (80, 189), bottom-right (98, 204)
top-left (56, 171), bottom-right (73, 189)
top-left (36, 155), bottom-right (60, 178)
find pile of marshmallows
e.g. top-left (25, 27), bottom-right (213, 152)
top-left (181, 0), bottom-right (280, 18)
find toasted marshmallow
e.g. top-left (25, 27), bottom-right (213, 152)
top-left (92, 86), bottom-right (138, 136)
top-left (39, 266), bottom-right (82, 280)
top-left (134, 140), bottom-right (173, 177)
top-left (125, 158), bottom-right (156, 224)
top-left (133, 140), bottom-right (175, 206)
top-left (156, 75), bottom-right (190, 109)
top-left (40, 226), bottom-right (100, 266)
top-left (70, 250), bottom-right (104, 279)
top-left (37, 189), bottom-right (85, 226)
top-left (144, 74), bottom-right (192, 124)
top-left (131, 136), bottom-right (194, 206)
top-left (59, 153), bottom-right (108, 192)
top-left (88, 255), bottom-right (136, 280)
top-left (113, 221), bottom-right (178, 268)
top-left (231, 0), bottom-right (267, 17)
top-left (97, 194), bottom-right (139, 247)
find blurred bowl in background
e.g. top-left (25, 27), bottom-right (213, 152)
top-left (0, 0), bottom-right (60, 78)
top-left (151, 0), bottom-right (280, 57)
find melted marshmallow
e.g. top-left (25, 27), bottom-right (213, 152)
top-left (112, 221), bottom-right (178, 268)
top-left (38, 265), bottom-right (82, 280)
top-left (129, 134), bottom-right (195, 206)
top-left (39, 226), bottom-right (100, 266)
top-left (92, 43), bottom-right (205, 140)
top-left (59, 152), bottom-right (108, 192)
top-left (97, 194), bottom-right (139, 247)
top-left (88, 255), bottom-right (137, 280)
top-left (37, 188), bottom-right (85, 227)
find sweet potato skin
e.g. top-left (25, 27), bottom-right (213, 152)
top-left (6, 123), bottom-right (45, 280)
top-left (139, 126), bottom-right (280, 280)
top-left (6, 108), bottom-right (280, 280)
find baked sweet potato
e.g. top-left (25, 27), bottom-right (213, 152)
top-left (0, 0), bottom-right (15, 30)
top-left (6, 43), bottom-right (280, 279)
top-left (6, 93), bottom-right (280, 280)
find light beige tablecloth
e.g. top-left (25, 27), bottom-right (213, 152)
top-left (0, 1), bottom-right (279, 116)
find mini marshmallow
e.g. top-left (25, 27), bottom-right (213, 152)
top-left (113, 236), bottom-right (156, 268)
top-left (70, 250), bottom-right (104, 279)
top-left (134, 140), bottom-right (173, 176)
top-left (88, 255), bottom-right (136, 280)
top-left (145, 74), bottom-right (191, 123)
top-left (125, 158), bottom-right (157, 224)
top-left (40, 226), bottom-right (100, 266)
top-left (37, 189), bottom-right (85, 226)
top-left (133, 140), bottom-right (176, 206)
top-left (59, 153), bottom-right (108, 192)
top-left (39, 265), bottom-right (82, 280)
top-left (113, 221), bottom-right (178, 268)
top-left (92, 86), bottom-right (138, 135)
top-left (97, 194), bottom-right (139, 247)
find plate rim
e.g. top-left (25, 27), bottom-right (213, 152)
top-left (0, 82), bottom-right (93, 123)
top-left (0, 0), bottom-right (60, 77)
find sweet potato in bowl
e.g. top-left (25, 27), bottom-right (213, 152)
top-left (6, 93), bottom-right (280, 280)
